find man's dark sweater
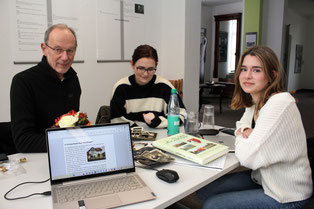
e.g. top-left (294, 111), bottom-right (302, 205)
top-left (10, 56), bottom-right (81, 153)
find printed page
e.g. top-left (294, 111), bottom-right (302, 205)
top-left (172, 154), bottom-right (227, 170)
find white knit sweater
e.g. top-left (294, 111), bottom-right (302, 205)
top-left (235, 92), bottom-right (313, 203)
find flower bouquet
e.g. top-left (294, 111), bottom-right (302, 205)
top-left (53, 110), bottom-right (91, 128)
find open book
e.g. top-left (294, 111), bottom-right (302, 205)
top-left (152, 133), bottom-right (229, 165)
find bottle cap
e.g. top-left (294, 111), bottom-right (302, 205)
top-left (171, 89), bottom-right (177, 94)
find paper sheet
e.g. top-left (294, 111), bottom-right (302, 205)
top-left (171, 154), bottom-right (227, 170)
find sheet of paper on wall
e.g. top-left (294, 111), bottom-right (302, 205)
top-left (12, 0), bottom-right (47, 63)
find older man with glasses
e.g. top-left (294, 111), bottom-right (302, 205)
top-left (110, 44), bottom-right (185, 128)
top-left (10, 24), bottom-right (81, 153)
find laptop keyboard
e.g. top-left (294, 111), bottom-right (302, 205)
top-left (56, 175), bottom-right (143, 203)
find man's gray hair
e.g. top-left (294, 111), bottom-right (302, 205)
top-left (44, 24), bottom-right (77, 46)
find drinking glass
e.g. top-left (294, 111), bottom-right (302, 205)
top-left (184, 111), bottom-right (199, 135)
top-left (202, 105), bottom-right (215, 129)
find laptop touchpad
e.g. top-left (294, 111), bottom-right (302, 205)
top-left (85, 194), bottom-right (122, 209)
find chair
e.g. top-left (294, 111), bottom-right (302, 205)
top-left (0, 122), bottom-right (18, 155)
top-left (169, 79), bottom-right (183, 99)
top-left (199, 83), bottom-right (225, 113)
top-left (95, 105), bottom-right (111, 124)
top-left (301, 137), bottom-right (314, 209)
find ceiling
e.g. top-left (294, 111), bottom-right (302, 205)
top-left (288, 0), bottom-right (314, 18)
top-left (202, 0), bottom-right (314, 18)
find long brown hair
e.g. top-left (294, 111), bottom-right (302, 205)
top-left (231, 46), bottom-right (284, 111)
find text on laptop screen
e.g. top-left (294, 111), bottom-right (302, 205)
top-left (47, 124), bottom-right (134, 181)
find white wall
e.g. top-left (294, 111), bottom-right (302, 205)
top-left (0, 0), bottom-right (15, 122)
top-left (184, 0), bottom-right (202, 113)
top-left (201, 2), bottom-right (243, 82)
top-left (261, 0), bottom-right (286, 60)
top-left (0, 0), bottom-right (201, 122)
top-left (161, 0), bottom-right (201, 113)
top-left (160, 0), bottom-right (185, 79)
top-left (260, 0), bottom-right (314, 91)
top-left (286, 9), bottom-right (312, 91)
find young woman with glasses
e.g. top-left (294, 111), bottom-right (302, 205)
top-left (110, 44), bottom-right (185, 128)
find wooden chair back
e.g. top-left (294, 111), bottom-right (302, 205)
top-left (95, 105), bottom-right (111, 124)
top-left (0, 122), bottom-right (18, 155)
top-left (169, 79), bottom-right (183, 99)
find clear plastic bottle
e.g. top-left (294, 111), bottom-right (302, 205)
top-left (167, 89), bottom-right (180, 135)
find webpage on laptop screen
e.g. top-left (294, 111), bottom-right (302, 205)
top-left (48, 124), bottom-right (134, 180)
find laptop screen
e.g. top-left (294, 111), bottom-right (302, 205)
top-left (46, 123), bottom-right (134, 182)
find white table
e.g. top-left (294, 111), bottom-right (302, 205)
top-left (0, 127), bottom-right (239, 209)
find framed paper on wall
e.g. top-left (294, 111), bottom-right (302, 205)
top-left (294, 44), bottom-right (303, 73)
top-left (245, 32), bottom-right (257, 48)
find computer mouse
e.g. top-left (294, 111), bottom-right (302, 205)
top-left (156, 169), bottom-right (179, 183)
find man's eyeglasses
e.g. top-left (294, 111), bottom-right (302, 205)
top-left (45, 43), bottom-right (76, 56)
top-left (136, 66), bottom-right (156, 73)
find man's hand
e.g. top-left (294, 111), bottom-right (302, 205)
top-left (143, 113), bottom-right (155, 125)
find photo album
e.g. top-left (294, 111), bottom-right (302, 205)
top-left (152, 133), bottom-right (229, 165)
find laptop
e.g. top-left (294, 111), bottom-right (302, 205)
top-left (203, 135), bottom-right (235, 152)
top-left (46, 122), bottom-right (156, 209)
